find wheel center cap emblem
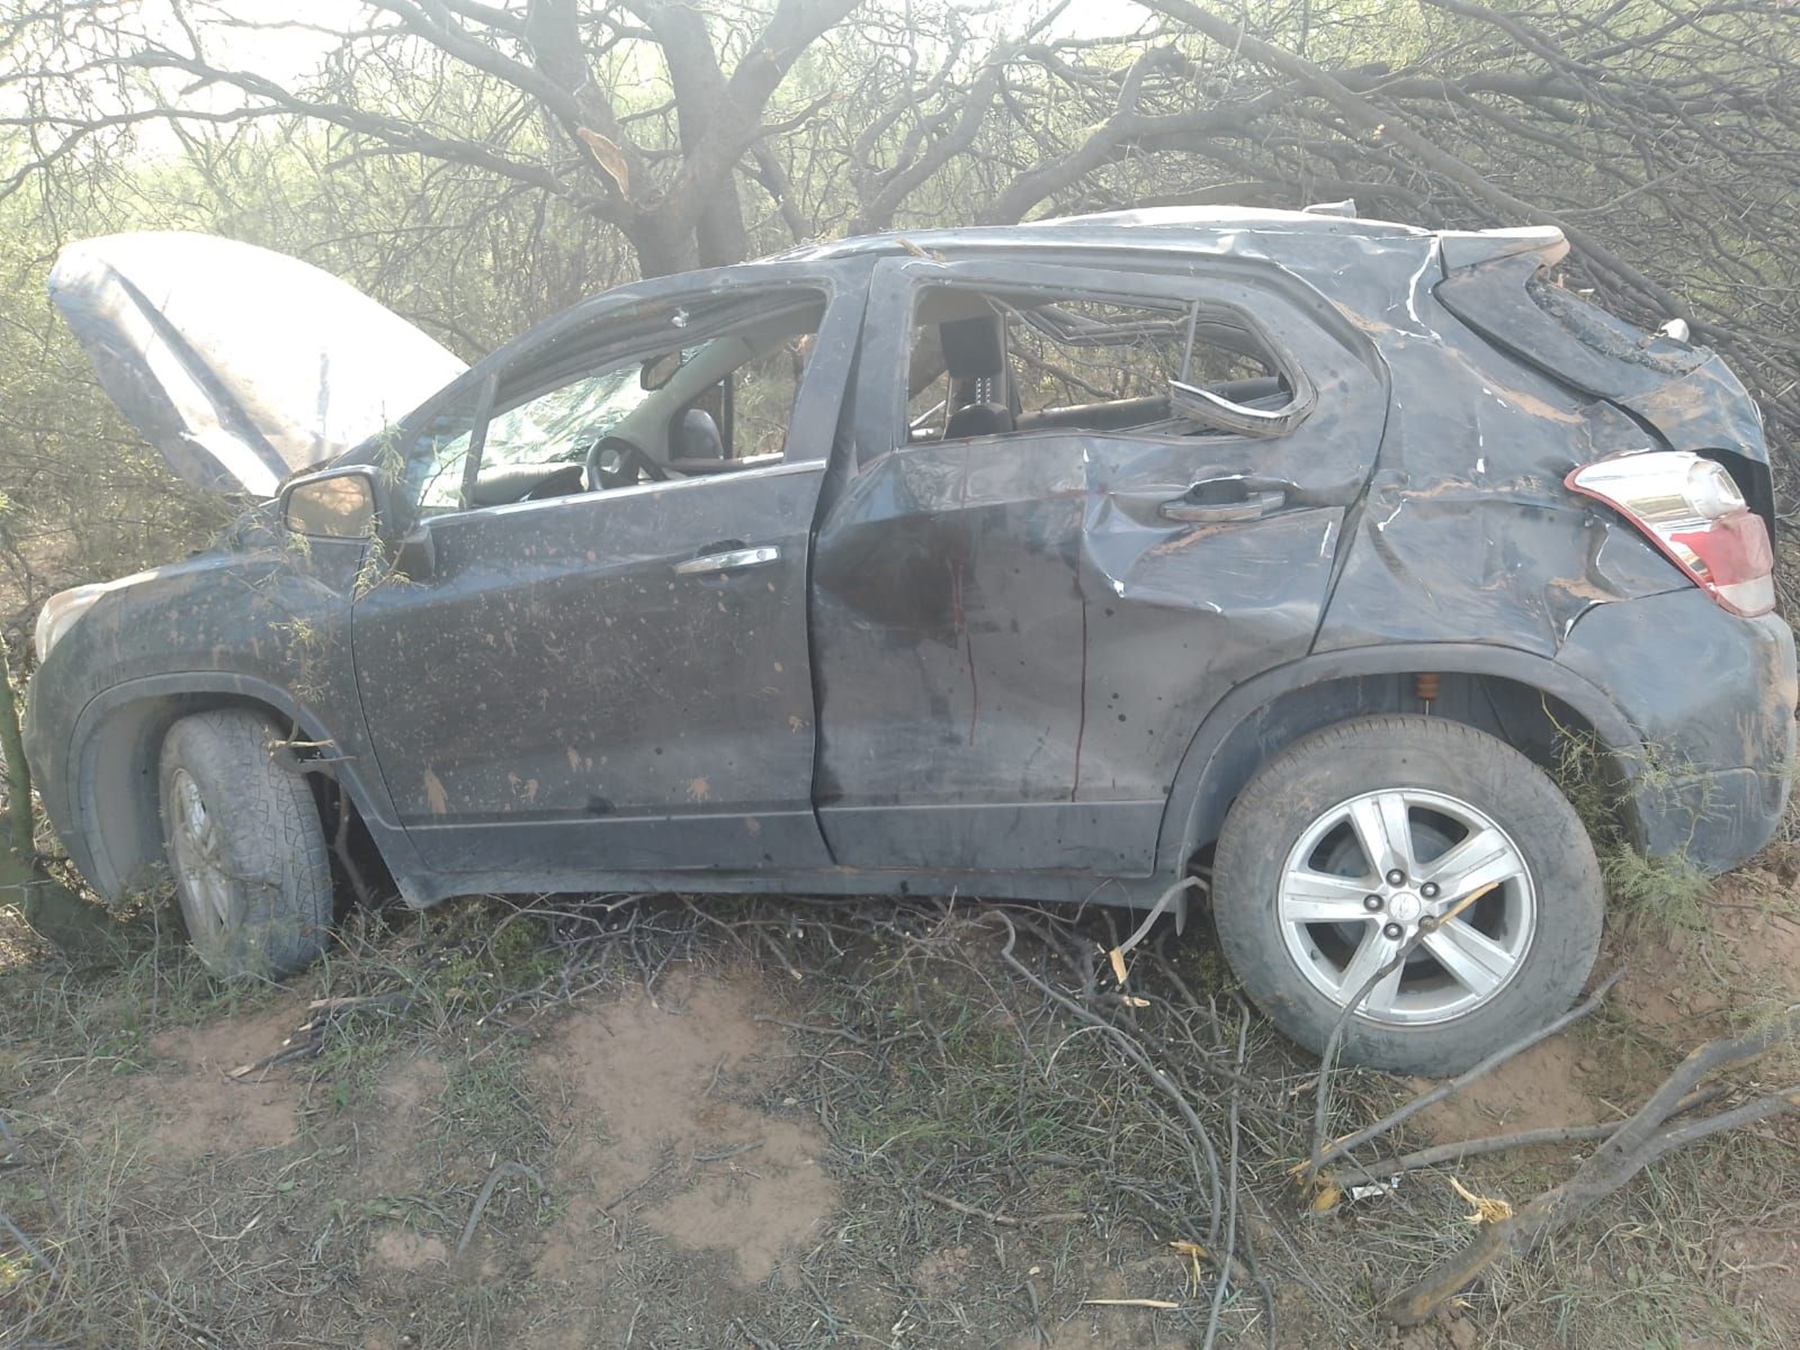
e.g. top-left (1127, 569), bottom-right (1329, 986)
top-left (1388, 892), bottom-right (1424, 924)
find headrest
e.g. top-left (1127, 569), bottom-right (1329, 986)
top-left (939, 316), bottom-right (1006, 378)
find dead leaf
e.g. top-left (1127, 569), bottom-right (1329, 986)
top-left (1107, 945), bottom-right (1128, 985)
top-left (576, 127), bottom-right (630, 199)
top-left (1450, 1176), bottom-right (1512, 1225)
top-left (1169, 1239), bottom-right (1205, 1290)
top-left (1083, 1298), bottom-right (1182, 1309)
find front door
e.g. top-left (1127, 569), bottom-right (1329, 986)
top-left (810, 256), bottom-right (1385, 876)
top-left (351, 270), bottom-right (865, 877)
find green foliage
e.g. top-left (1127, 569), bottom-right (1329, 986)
top-left (1553, 729), bottom-right (1717, 936)
top-left (1599, 844), bottom-right (1713, 938)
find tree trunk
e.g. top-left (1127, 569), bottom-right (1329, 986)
top-left (627, 212), bottom-right (702, 279)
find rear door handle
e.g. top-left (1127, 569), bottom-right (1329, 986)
top-left (673, 545), bottom-right (781, 576)
top-left (1160, 487), bottom-right (1287, 523)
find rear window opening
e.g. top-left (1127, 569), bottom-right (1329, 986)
top-left (903, 287), bottom-right (1309, 444)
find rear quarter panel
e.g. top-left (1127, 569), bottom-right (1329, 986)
top-left (1315, 250), bottom-right (1688, 657)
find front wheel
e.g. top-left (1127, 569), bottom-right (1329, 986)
top-left (159, 709), bottom-right (334, 978)
top-left (1210, 715), bottom-right (1604, 1075)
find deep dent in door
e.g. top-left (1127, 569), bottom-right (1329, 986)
top-left (809, 433), bottom-right (1358, 876)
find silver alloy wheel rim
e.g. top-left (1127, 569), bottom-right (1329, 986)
top-left (1277, 787), bottom-right (1536, 1026)
top-left (170, 768), bottom-right (236, 942)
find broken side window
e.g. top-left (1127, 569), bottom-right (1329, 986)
top-left (404, 384), bottom-right (485, 515)
top-left (904, 286), bottom-right (1308, 444)
top-left (408, 291), bottom-right (826, 515)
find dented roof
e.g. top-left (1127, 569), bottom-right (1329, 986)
top-left (772, 206), bottom-right (1563, 272)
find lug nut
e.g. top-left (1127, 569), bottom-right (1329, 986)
top-left (1420, 881), bottom-right (1440, 899)
top-left (1363, 894), bottom-right (1384, 912)
top-left (1382, 921), bottom-right (1405, 940)
top-left (1385, 868), bottom-right (1406, 886)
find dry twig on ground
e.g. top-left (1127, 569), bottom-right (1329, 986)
top-left (1384, 1006), bottom-right (1800, 1325)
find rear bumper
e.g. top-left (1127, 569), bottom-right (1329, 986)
top-left (1632, 761), bottom-right (1792, 872)
top-left (1557, 590), bottom-right (1796, 874)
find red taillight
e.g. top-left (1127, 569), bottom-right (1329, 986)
top-left (1565, 451), bottom-right (1775, 617)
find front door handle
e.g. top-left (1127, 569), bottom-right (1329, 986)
top-left (673, 544), bottom-right (781, 576)
top-left (1160, 485), bottom-right (1287, 523)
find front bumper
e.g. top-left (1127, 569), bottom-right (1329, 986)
top-left (1558, 589), bottom-right (1796, 874)
top-left (21, 666), bottom-right (85, 876)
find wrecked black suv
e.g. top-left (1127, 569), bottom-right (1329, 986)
top-left (26, 209), bottom-right (1795, 1073)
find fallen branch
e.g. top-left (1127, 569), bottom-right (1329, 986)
top-left (1202, 1004), bottom-right (1251, 1350)
top-left (0, 1207), bottom-right (56, 1282)
top-left (995, 911), bottom-right (1225, 1245)
top-left (918, 1189), bottom-right (1085, 1228)
top-left (752, 1015), bottom-right (868, 1045)
top-left (1308, 968), bottom-right (1624, 1180)
top-left (1384, 1007), bottom-right (1800, 1325)
top-left (227, 1036), bottom-right (317, 1079)
top-left (1331, 1085), bottom-right (1726, 1188)
top-left (305, 992), bottom-right (415, 1018)
top-left (456, 1161), bottom-right (543, 1259)
top-left (1111, 876), bottom-right (1202, 967)
top-left (1306, 886), bottom-right (1499, 1178)
top-left (228, 992), bottom-right (416, 1077)
top-left (599, 1159), bottom-right (674, 1213)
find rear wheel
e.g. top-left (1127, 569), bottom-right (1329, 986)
top-left (1210, 715), bottom-right (1603, 1074)
top-left (158, 709), bottom-right (333, 978)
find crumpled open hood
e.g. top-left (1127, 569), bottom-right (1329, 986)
top-left (49, 232), bottom-right (469, 498)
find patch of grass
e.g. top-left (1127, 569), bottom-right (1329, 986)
top-left (0, 893), bottom-right (570, 1346)
top-left (1599, 844), bottom-right (1713, 936)
top-left (0, 919), bottom-right (289, 1098)
top-left (311, 1013), bottom-right (403, 1111)
top-left (1553, 728), bottom-right (1723, 937)
top-left (755, 910), bottom-right (1294, 1348)
top-left (1476, 1128), bottom-right (1796, 1348)
top-left (440, 1040), bottom-right (544, 1155)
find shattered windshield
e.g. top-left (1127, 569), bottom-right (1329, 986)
top-left (413, 360), bottom-right (659, 512)
top-left (483, 365), bottom-right (652, 465)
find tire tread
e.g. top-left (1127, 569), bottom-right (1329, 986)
top-left (159, 709), bottom-right (333, 977)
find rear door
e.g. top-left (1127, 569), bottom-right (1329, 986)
top-left (810, 255), bottom-right (1386, 875)
top-left (350, 267), bottom-right (866, 879)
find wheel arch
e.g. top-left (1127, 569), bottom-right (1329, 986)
top-left (1156, 643), bottom-right (1644, 878)
top-left (67, 674), bottom-right (401, 904)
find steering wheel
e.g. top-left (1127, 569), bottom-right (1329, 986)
top-left (584, 434), bottom-right (668, 491)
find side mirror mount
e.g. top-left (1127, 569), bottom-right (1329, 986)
top-left (392, 524), bottom-right (437, 581)
top-left (282, 465), bottom-right (383, 540)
